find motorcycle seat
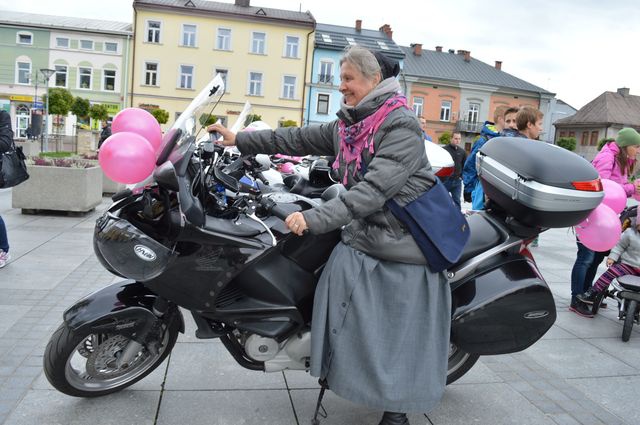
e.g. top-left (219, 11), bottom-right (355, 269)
top-left (617, 275), bottom-right (640, 291)
top-left (204, 216), bottom-right (262, 237)
top-left (455, 212), bottom-right (504, 265)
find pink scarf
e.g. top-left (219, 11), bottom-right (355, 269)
top-left (333, 95), bottom-right (408, 184)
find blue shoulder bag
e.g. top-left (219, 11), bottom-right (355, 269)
top-left (386, 179), bottom-right (470, 272)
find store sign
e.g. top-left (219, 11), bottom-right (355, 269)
top-left (103, 103), bottom-right (120, 114)
top-left (9, 95), bottom-right (33, 102)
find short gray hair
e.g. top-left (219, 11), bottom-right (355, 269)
top-left (340, 45), bottom-right (381, 82)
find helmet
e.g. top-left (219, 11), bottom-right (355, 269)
top-left (308, 158), bottom-right (334, 187)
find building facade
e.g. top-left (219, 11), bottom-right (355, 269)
top-left (0, 11), bottom-right (131, 138)
top-left (554, 88), bottom-right (640, 160)
top-left (401, 44), bottom-right (555, 150)
top-left (131, 0), bottom-right (315, 130)
top-left (304, 21), bottom-right (404, 125)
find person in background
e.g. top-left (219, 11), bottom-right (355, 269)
top-left (419, 116), bottom-right (433, 142)
top-left (441, 132), bottom-right (466, 209)
top-left (569, 128), bottom-right (640, 317)
top-left (209, 45), bottom-right (450, 425)
top-left (512, 106), bottom-right (544, 140)
top-left (0, 110), bottom-right (13, 268)
top-left (97, 120), bottom-right (111, 149)
top-left (501, 107), bottom-right (519, 135)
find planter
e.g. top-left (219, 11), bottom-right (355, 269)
top-left (77, 129), bottom-right (98, 155)
top-left (12, 165), bottom-right (102, 213)
top-left (102, 172), bottom-right (126, 195)
top-left (15, 141), bottom-right (41, 157)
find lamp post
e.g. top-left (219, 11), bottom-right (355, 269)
top-left (40, 68), bottom-right (55, 151)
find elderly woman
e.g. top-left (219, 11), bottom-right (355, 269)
top-left (209, 45), bottom-right (450, 425)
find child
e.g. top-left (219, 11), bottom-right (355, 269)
top-left (578, 207), bottom-right (640, 310)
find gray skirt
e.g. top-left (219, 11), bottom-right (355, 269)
top-left (310, 242), bottom-right (451, 413)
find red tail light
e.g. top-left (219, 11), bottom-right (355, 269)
top-left (572, 179), bottom-right (603, 192)
top-left (435, 166), bottom-right (454, 177)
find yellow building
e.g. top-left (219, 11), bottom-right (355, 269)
top-left (131, 0), bottom-right (315, 130)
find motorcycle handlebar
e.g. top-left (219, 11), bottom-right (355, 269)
top-left (259, 197), bottom-right (290, 221)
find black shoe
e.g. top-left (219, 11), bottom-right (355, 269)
top-left (569, 301), bottom-right (594, 318)
top-left (378, 412), bottom-right (410, 425)
top-left (577, 287), bottom-right (601, 305)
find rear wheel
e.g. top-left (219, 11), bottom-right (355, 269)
top-left (622, 300), bottom-right (638, 342)
top-left (43, 315), bottom-right (180, 397)
top-left (447, 342), bottom-right (479, 385)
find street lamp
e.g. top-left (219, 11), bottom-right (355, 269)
top-left (40, 68), bottom-right (55, 151)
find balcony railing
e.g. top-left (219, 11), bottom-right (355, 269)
top-left (317, 74), bottom-right (334, 84)
top-left (455, 120), bottom-right (483, 134)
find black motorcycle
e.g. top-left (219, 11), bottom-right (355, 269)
top-left (43, 75), bottom-right (603, 398)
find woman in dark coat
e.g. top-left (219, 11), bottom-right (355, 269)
top-left (208, 46), bottom-right (450, 425)
top-left (0, 110), bottom-right (13, 268)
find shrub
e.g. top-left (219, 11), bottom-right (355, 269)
top-left (151, 108), bottom-right (169, 124)
top-left (597, 137), bottom-right (615, 151)
top-left (29, 157), bottom-right (94, 168)
top-left (556, 137), bottom-right (576, 151)
top-left (438, 131), bottom-right (452, 145)
top-left (280, 119), bottom-right (297, 127)
top-left (244, 114), bottom-right (262, 127)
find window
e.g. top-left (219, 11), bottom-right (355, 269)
top-left (581, 131), bottom-right (589, 146)
top-left (321, 34), bottom-right (332, 43)
top-left (147, 20), bottom-right (161, 43)
top-left (182, 24), bottom-right (196, 47)
top-left (317, 93), bottom-right (330, 115)
top-left (412, 97), bottom-right (424, 117)
top-left (80, 39), bottom-right (94, 50)
top-left (282, 76), bottom-right (296, 99)
top-left (104, 42), bottom-right (118, 53)
top-left (467, 103), bottom-right (480, 122)
top-left (179, 65), bottom-right (194, 89)
top-left (559, 131), bottom-right (566, 138)
top-left (215, 68), bottom-right (228, 90)
top-left (103, 69), bottom-right (116, 91)
top-left (17, 32), bottom-right (32, 45)
top-left (145, 62), bottom-right (158, 86)
top-left (217, 28), bottom-right (231, 50)
top-left (251, 32), bottom-right (266, 54)
top-left (248, 72), bottom-right (263, 96)
top-left (590, 131), bottom-right (599, 146)
top-left (78, 67), bottom-right (92, 89)
top-left (285, 36), bottom-right (299, 58)
top-left (345, 37), bottom-right (356, 46)
top-left (440, 101), bottom-right (452, 122)
top-left (16, 61), bottom-right (31, 84)
top-left (56, 37), bottom-right (69, 48)
top-left (319, 61), bottom-right (333, 84)
top-left (569, 131), bottom-right (575, 138)
top-left (377, 40), bottom-right (389, 50)
top-left (55, 65), bottom-right (67, 87)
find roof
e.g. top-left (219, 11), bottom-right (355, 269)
top-left (0, 10), bottom-right (132, 35)
top-left (314, 23), bottom-right (404, 60)
top-left (400, 46), bottom-right (551, 95)
top-left (555, 90), bottom-right (640, 127)
top-left (134, 0), bottom-right (315, 27)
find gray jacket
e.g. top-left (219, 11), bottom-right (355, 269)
top-left (237, 85), bottom-right (437, 265)
top-left (610, 227), bottom-right (640, 268)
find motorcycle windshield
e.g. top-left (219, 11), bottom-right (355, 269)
top-left (166, 74), bottom-right (225, 163)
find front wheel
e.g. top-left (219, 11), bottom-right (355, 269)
top-left (447, 342), bottom-right (479, 385)
top-left (43, 316), bottom-right (180, 397)
top-left (622, 300), bottom-right (638, 342)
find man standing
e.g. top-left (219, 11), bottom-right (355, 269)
top-left (98, 120), bottom-right (111, 150)
top-left (419, 116), bottom-right (432, 142)
top-left (441, 131), bottom-right (466, 209)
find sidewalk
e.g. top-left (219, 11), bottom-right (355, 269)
top-left (0, 187), bottom-right (639, 425)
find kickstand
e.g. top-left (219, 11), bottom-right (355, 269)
top-left (310, 379), bottom-right (329, 425)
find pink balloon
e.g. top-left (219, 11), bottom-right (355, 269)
top-left (111, 108), bottom-right (162, 151)
top-left (280, 163), bottom-right (295, 174)
top-left (575, 204), bottom-right (622, 251)
top-left (99, 132), bottom-right (156, 184)
top-left (601, 179), bottom-right (627, 214)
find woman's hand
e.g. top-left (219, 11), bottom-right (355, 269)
top-left (606, 257), bottom-right (615, 267)
top-left (207, 123), bottom-right (236, 147)
top-left (285, 212), bottom-right (308, 236)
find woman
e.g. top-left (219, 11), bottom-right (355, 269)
top-left (208, 46), bottom-right (450, 425)
top-left (569, 128), bottom-right (640, 318)
top-left (0, 110), bottom-right (13, 268)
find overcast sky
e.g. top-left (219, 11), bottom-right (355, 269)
top-left (2, 0), bottom-right (638, 109)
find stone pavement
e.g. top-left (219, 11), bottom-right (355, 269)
top-left (1, 187), bottom-right (639, 425)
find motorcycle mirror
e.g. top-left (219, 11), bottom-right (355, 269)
top-left (154, 161), bottom-right (179, 192)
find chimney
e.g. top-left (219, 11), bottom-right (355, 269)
top-left (355, 19), bottom-right (362, 32)
top-left (448, 48), bottom-right (455, 54)
top-left (235, 0), bottom-right (250, 6)
top-left (463, 51), bottom-right (471, 62)
top-left (411, 43), bottom-right (422, 56)
top-left (618, 87), bottom-right (630, 96)
top-left (494, 60), bottom-right (502, 70)
top-left (435, 46), bottom-right (442, 52)
top-left (379, 24), bottom-right (393, 39)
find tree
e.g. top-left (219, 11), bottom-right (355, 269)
top-left (151, 108), bottom-right (169, 124)
top-left (438, 131), bottom-right (452, 145)
top-left (244, 114), bottom-right (262, 127)
top-left (43, 88), bottom-right (74, 117)
top-left (71, 97), bottom-right (90, 120)
top-left (556, 137), bottom-right (576, 152)
top-left (199, 114), bottom-right (217, 127)
top-left (89, 104), bottom-right (109, 122)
